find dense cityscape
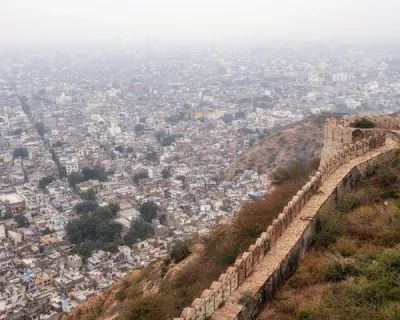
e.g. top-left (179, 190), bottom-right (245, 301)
top-left (1, 44), bottom-right (400, 319)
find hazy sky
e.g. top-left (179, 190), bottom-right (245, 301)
top-left (0, 0), bottom-right (399, 46)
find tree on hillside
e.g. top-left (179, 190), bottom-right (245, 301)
top-left (81, 165), bottom-right (108, 182)
top-left (19, 96), bottom-right (31, 117)
top-left (133, 171), bottom-right (149, 184)
top-left (155, 130), bottom-right (166, 142)
top-left (35, 121), bottom-right (45, 136)
top-left (140, 201), bottom-right (158, 223)
top-left (81, 188), bottom-right (97, 201)
top-left (271, 161), bottom-right (312, 186)
top-left (123, 219), bottom-right (155, 245)
top-left (134, 123), bottom-right (145, 133)
top-left (14, 215), bottom-right (29, 228)
top-left (42, 226), bottom-right (53, 235)
top-left (52, 141), bottom-right (63, 148)
top-left (68, 171), bottom-right (83, 188)
top-left (39, 176), bottom-right (55, 189)
top-left (13, 148), bottom-right (29, 159)
top-left (66, 205), bottom-right (123, 256)
top-left (74, 201), bottom-right (99, 214)
top-left (161, 167), bottom-right (172, 179)
top-left (109, 203), bottom-right (120, 215)
top-left (9, 128), bottom-right (22, 136)
top-left (161, 135), bottom-right (176, 147)
top-left (115, 145), bottom-right (124, 153)
top-left (165, 114), bottom-right (180, 124)
top-left (146, 151), bottom-right (159, 162)
top-left (59, 166), bottom-right (67, 179)
top-left (222, 113), bottom-right (234, 124)
top-left (170, 241), bottom-right (191, 263)
top-left (235, 111), bottom-right (246, 119)
top-left (352, 118), bottom-right (375, 128)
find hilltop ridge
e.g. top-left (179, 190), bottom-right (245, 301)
top-left (222, 114), bottom-right (342, 180)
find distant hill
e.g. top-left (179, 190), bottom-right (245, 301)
top-left (222, 114), bottom-right (342, 180)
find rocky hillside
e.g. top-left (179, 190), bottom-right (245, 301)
top-left (223, 113), bottom-right (341, 180)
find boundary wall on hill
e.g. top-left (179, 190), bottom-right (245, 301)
top-left (174, 115), bottom-right (393, 320)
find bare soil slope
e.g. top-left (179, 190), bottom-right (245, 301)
top-left (223, 114), bottom-right (340, 180)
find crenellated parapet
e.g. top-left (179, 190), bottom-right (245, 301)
top-left (180, 171), bottom-right (326, 320)
top-left (179, 115), bottom-right (394, 320)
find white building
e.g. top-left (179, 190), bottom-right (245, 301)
top-left (332, 73), bottom-right (348, 82)
top-left (66, 158), bottom-right (79, 175)
top-left (0, 224), bottom-right (5, 239)
top-left (109, 121), bottom-right (121, 136)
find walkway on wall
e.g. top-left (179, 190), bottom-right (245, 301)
top-left (211, 140), bottom-right (400, 320)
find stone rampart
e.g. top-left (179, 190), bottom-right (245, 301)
top-left (320, 114), bottom-right (398, 164)
top-left (176, 116), bottom-right (397, 320)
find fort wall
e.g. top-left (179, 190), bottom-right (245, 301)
top-left (175, 115), bottom-right (399, 320)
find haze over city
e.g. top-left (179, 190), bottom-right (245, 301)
top-left (1, 0), bottom-right (400, 47)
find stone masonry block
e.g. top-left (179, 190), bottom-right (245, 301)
top-left (181, 307), bottom-right (196, 320)
top-left (219, 273), bottom-right (231, 300)
top-left (201, 289), bottom-right (215, 317)
top-left (249, 243), bottom-right (261, 267)
top-left (256, 237), bottom-right (265, 260)
top-left (266, 225), bottom-right (276, 248)
top-left (242, 251), bottom-right (253, 277)
top-left (210, 281), bottom-right (223, 309)
top-left (227, 266), bottom-right (239, 291)
top-left (278, 212), bottom-right (288, 233)
top-left (191, 298), bottom-right (206, 320)
top-left (234, 258), bottom-right (246, 285)
top-left (272, 219), bottom-right (282, 239)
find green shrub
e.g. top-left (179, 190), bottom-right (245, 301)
top-left (351, 276), bottom-right (400, 308)
top-left (116, 289), bottom-right (128, 301)
top-left (383, 189), bottom-right (399, 199)
top-left (336, 194), bottom-right (360, 213)
top-left (377, 245), bottom-right (400, 274)
top-left (313, 210), bottom-right (343, 250)
top-left (379, 302), bottom-right (400, 320)
top-left (330, 236), bottom-right (358, 257)
top-left (299, 310), bottom-right (314, 320)
top-left (376, 211), bottom-right (400, 246)
top-left (220, 248), bottom-right (239, 266)
top-left (362, 186), bottom-right (381, 204)
top-left (239, 291), bottom-right (256, 305)
top-left (170, 241), bottom-right (191, 263)
top-left (365, 163), bottom-right (378, 178)
top-left (322, 254), bottom-right (359, 282)
top-left (392, 157), bottom-right (400, 169)
top-left (375, 169), bottom-right (398, 187)
top-left (275, 300), bottom-right (297, 315)
top-left (352, 118), bottom-right (375, 128)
